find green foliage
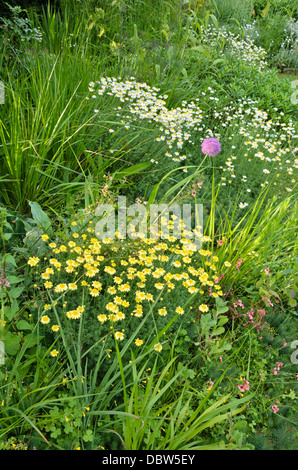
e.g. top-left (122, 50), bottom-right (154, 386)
top-left (194, 297), bottom-right (232, 362)
top-left (0, 3), bottom-right (42, 48)
top-left (0, 0), bottom-right (297, 452)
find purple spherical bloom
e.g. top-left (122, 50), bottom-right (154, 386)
top-left (201, 138), bottom-right (221, 157)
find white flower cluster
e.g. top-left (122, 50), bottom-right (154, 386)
top-left (202, 25), bottom-right (268, 71)
top-left (87, 77), bottom-right (297, 206)
top-left (87, 76), bottom-right (206, 167)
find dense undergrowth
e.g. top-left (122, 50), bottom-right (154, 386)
top-left (0, 0), bottom-right (297, 451)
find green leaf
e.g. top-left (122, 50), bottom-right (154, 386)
top-left (213, 327), bottom-right (225, 336)
top-left (16, 320), bottom-right (33, 331)
top-left (29, 201), bottom-right (52, 233)
top-left (6, 275), bottom-right (24, 285)
top-left (3, 253), bottom-right (17, 267)
top-left (261, 1), bottom-right (270, 18)
top-left (83, 429), bottom-right (93, 442)
top-left (113, 163), bottom-right (150, 182)
top-left (3, 331), bottom-right (21, 355)
top-left (218, 316), bottom-right (229, 326)
top-left (8, 286), bottom-right (24, 299)
top-left (22, 333), bottom-right (41, 348)
top-left (4, 299), bottom-right (19, 321)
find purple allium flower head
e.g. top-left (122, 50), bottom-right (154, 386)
top-left (201, 138), bottom-right (221, 157)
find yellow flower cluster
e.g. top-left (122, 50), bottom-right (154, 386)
top-left (28, 214), bottom-right (225, 348)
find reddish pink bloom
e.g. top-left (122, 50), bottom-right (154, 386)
top-left (207, 379), bottom-right (214, 391)
top-left (262, 297), bottom-right (274, 307)
top-left (237, 379), bottom-right (249, 393)
top-left (235, 259), bottom-right (243, 271)
top-left (272, 405), bottom-right (279, 413)
top-left (214, 273), bottom-right (224, 284)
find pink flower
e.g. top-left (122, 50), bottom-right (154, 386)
top-left (243, 379), bottom-right (250, 391)
top-left (257, 308), bottom-right (266, 318)
top-left (272, 405), bottom-right (279, 413)
top-left (264, 267), bottom-right (270, 275)
top-left (235, 259), bottom-right (243, 271)
top-left (207, 379), bottom-right (214, 391)
top-left (201, 138), bottom-right (221, 157)
top-left (237, 379), bottom-right (249, 393)
top-left (262, 297), bottom-right (274, 307)
top-left (214, 273), bottom-right (224, 284)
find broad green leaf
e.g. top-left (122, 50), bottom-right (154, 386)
top-left (8, 286), bottom-right (24, 299)
top-left (16, 320), bottom-right (33, 331)
top-left (213, 327), bottom-right (225, 336)
top-left (218, 316), bottom-right (229, 326)
top-left (4, 299), bottom-right (19, 321)
top-left (3, 253), bottom-right (17, 267)
top-left (29, 201), bottom-right (52, 233)
top-left (6, 275), bottom-right (24, 285)
top-left (3, 331), bottom-right (21, 355)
